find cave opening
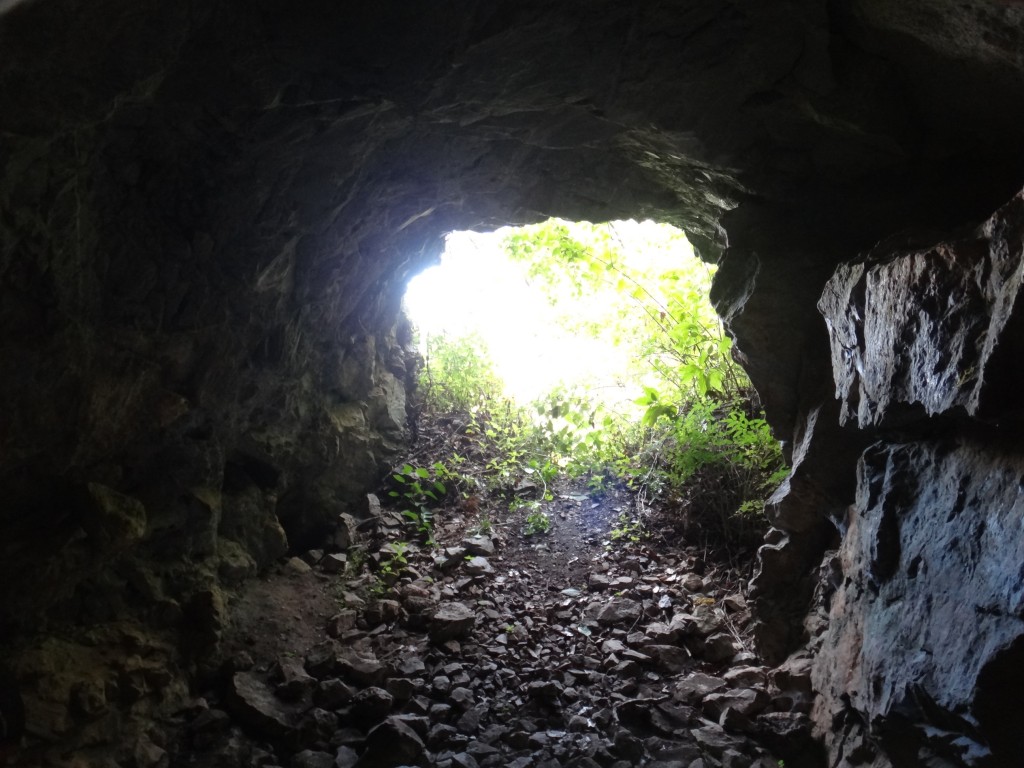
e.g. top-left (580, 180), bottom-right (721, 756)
top-left (390, 217), bottom-right (783, 563)
top-left (403, 218), bottom-right (712, 408)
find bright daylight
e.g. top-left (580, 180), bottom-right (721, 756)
top-left (398, 218), bottom-right (786, 553)
top-left (404, 220), bottom-right (691, 407)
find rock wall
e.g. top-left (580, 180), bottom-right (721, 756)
top-left (806, 193), bottom-right (1024, 766)
top-left (1, 0), bottom-right (1023, 765)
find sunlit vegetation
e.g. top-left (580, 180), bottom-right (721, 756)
top-left (405, 219), bottom-right (787, 554)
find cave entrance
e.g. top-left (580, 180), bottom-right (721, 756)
top-left (404, 219), bottom-right (708, 410)
top-left (395, 219), bottom-right (784, 557)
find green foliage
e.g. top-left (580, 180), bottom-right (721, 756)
top-left (609, 513), bottom-right (645, 544)
top-left (410, 218), bottom-right (787, 553)
top-left (389, 463), bottom-right (447, 543)
top-left (370, 541), bottom-right (409, 595)
top-left (523, 507), bottom-right (551, 535)
top-left (508, 220), bottom-right (787, 547)
top-left (419, 332), bottom-right (504, 413)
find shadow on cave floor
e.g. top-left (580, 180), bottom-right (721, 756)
top-left (161, 413), bottom-right (819, 768)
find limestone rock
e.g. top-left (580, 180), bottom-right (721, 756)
top-left (356, 716), bottom-right (426, 767)
top-left (812, 441), bottom-right (1024, 765)
top-left (226, 672), bottom-right (293, 740)
top-left (462, 536), bottom-right (495, 557)
top-left (702, 688), bottom-right (770, 719)
top-left (351, 686), bottom-right (394, 728)
top-left (819, 190), bottom-right (1024, 429)
top-left (673, 673), bottom-right (727, 705)
top-left (274, 657), bottom-right (316, 702)
top-left (583, 598), bottom-right (643, 627)
top-left (429, 602), bottom-right (476, 643)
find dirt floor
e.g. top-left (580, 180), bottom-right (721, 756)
top-left (170, 416), bottom-right (817, 768)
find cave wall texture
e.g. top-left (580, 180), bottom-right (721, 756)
top-left (2, 0), bottom-right (1024, 765)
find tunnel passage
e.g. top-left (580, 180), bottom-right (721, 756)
top-left (2, 0), bottom-right (1024, 765)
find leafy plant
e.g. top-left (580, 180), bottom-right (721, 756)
top-left (418, 332), bottom-right (504, 413)
top-left (370, 541), bottom-right (410, 595)
top-left (389, 464), bottom-right (447, 543)
top-left (609, 513), bottom-right (645, 544)
top-left (523, 507), bottom-right (551, 536)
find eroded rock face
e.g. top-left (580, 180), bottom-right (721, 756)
top-left (789, 192), bottom-right (1024, 766)
top-left (814, 441), bottom-right (1024, 765)
top-left (819, 191), bottom-right (1024, 429)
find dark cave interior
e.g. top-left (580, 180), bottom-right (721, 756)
top-left (2, 1), bottom-right (1024, 766)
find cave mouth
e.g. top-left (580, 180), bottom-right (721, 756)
top-left (403, 218), bottom-right (716, 410)
top-left (396, 217), bottom-right (782, 558)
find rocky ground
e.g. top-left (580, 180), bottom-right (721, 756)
top-left (159, 422), bottom-right (821, 768)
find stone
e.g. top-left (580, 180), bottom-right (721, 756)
top-left (429, 602), bottom-right (476, 643)
top-left (350, 687), bottom-right (393, 727)
top-left (722, 667), bottom-right (768, 690)
top-left (391, 713), bottom-right (430, 739)
top-left (320, 553), bottom-right (347, 573)
top-left (754, 712), bottom-right (820, 765)
top-left (302, 548), bottom-right (325, 566)
top-left (612, 729), bottom-right (644, 761)
top-left (226, 672), bottom-right (293, 739)
top-left (291, 750), bottom-right (335, 768)
top-left (385, 677), bottom-right (417, 702)
top-left (588, 574), bottom-right (613, 592)
top-left (336, 650), bottom-right (385, 686)
top-left (673, 673), bottom-right (727, 705)
top-left (334, 511), bottom-right (362, 550)
top-left (133, 732), bottom-right (168, 768)
top-left (356, 716), bottom-right (426, 767)
top-left (81, 483), bottom-right (147, 551)
top-left (462, 536), bottom-right (495, 557)
top-left (364, 598), bottom-right (402, 626)
top-left (437, 547), bottom-right (469, 571)
top-left (812, 440), bottom-right (1024, 765)
top-left (326, 611), bottom-right (358, 638)
top-left (691, 725), bottom-right (741, 758)
top-left (314, 678), bottom-right (354, 709)
top-left (820, 194), bottom-right (1024, 429)
top-left (464, 556), bottom-right (494, 576)
top-left (702, 633), bottom-right (740, 663)
top-left (449, 686), bottom-right (474, 709)
top-left (274, 656), bottom-right (316, 702)
top-left (681, 574), bottom-right (704, 593)
top-left (335, 746), bottom-right (359, 768)
top-left (702, 688), bottom-right (769, 719)
top-left (305, 643), bottom-right (341, 679)
top-left (770, 655), bottom-right (811, 695)
top-left (584, 598), bottom-right (643, 626)
top-left (285, 557), bottom-right (313, 575)
top-left (642, 644), bottom-right (691, 673)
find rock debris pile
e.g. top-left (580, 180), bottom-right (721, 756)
top-left (170, 491), bottom-right (820, 768)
